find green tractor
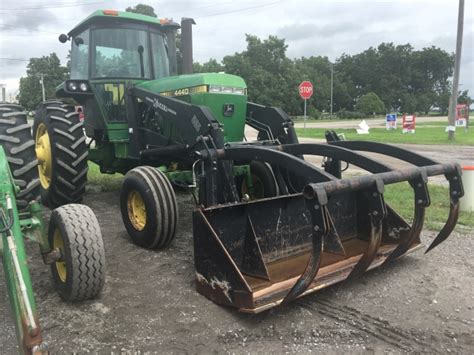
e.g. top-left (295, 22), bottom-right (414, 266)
top-left (30, 9), bottom-right (463, 313)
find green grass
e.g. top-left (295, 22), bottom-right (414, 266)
top-left (87, 162), bottom-right (123, 191)
top-left (384, 182), bottom-right (473, 231)
top-left (296, 126), bottom-right (474, 145)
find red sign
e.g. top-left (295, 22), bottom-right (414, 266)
top-left (299, 81), bottom-right (313, 100)
top-left (402, 114), bottom-right (416, 133)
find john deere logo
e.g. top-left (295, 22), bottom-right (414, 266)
top-left (223, 103), bottom-right (234, 117)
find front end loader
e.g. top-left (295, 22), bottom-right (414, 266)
top-left (31, 9), bottom-right (464, 313)
top-left (0, 104), bottom-right (106, 353)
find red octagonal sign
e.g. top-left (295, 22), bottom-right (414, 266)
top-left (299, 80), bottom-right (313, 100)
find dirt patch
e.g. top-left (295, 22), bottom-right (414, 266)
top-left (1, 190), bottom-right (473, 353)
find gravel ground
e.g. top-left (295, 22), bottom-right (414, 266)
top-left (1, 188), bottom-right (473, 353)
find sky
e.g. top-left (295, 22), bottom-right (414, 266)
top-left (0, 0), bottom-right (473, 100)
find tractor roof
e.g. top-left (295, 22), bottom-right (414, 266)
top-left (68, 9), bottom-right (169, 36)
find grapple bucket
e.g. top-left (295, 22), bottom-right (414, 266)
top-left (193, 142), bottom-right (464, 313)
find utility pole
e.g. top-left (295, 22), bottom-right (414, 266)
top-left (0, 84), bottom-right (5, 102)
top-left (447, 0), bottom-right (464, 140)
top-left (330, 63), bottom-right (334, 119)
top-left (39, 73), bottom-right (46, 102)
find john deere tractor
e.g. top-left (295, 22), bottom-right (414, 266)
top-left (31, 9), bottom-right (463, 313)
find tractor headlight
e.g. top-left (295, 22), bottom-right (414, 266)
top-left (67, 81), bottom-right (78, 91)
top-left (209, 85), bottom-right (223, 93)
top-left (66, 80), bottom-right (90, 94)
top-left (208, 85), bottom-right (246, 95)
top-left (79, 82), bottom-right (88, 92)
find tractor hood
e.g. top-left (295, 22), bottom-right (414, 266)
top-left (135, 72), bottom-right (247, 95)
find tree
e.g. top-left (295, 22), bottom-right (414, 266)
top-left (125, 4), bottom-right (157, 17)
top-left (223, 35), bottom-right (300, 114)
top-left (458, 89), bottom-right (471, 106)
top-left (18, 53), bottom-right (69, 110)
top-left (354, 92), bottom-right (386, 115)
top-left (193, 59), bottom-right (224, 73)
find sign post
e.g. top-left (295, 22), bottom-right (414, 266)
top-left (299, 81), bottom-right (313, 131)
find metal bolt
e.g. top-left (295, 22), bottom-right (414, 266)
top-left (314, 205), bottom-right (320, 210)
top-left (417, 199), bottom-right (424, 204)
top-left (417, 183), bottom-right (422, 188)
top-left (453, 176), bottom-right (458, 180)
top-left (314, 225), bottom-right (320, 231)
top-left (372, 192), bottom-right (378, 197)
top-left (372, 211), bottom-right (378, 216)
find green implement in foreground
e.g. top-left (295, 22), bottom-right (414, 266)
top-left (0, 146), bottom-right (43, 353)
top-left (0, 102), bottom-right (106, 354)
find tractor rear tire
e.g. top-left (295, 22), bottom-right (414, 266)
top-left (240, 161), bottom-right (279, 200)
top-left (48, 204), bottom-right (106, 301)
top-left (33, 101), bottom-right (88, 208)
top-left (0, 103), bottom-right (40, 208)
top-left (120, 166), bottom-right (178, 249)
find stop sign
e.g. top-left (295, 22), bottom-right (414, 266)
top-left (299, 81), bottom-right (313, 100)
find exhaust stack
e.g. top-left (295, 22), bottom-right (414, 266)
top-left (181, 17), bottom-right (195, 74)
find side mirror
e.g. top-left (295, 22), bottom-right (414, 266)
top-left (58, 34), bottom-right (68, 43)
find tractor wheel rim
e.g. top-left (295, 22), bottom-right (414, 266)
top-left (127, 190), bottom-right (146, 231)
top-left (241, 174), bottom-right (265, 200)
top-left (35, 123), bottom-right (52, 189)
top-left (53, 228), bottom-right (67, 283)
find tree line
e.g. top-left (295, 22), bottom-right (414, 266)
top-left (195, 35), bottom-right (470, 117)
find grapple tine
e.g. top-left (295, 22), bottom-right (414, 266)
top-left (384, 171), bottom-right (430, 263)
top-left (281, 188), bottom-right (329, 305)
top-left (348, 180), bottom-right (386, 279)
top-left (385, 205), bottom-right (425, 263)
top-left (425, 168), bottom-right (464, 254)
top-left (425, 200), bottom-right (460, 253)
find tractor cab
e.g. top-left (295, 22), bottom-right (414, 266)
top-left (68, 10), bottom-right (171, 81)
top-left (58, 10), bottom-right (179, 135)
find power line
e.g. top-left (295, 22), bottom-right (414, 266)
top-left (0, 1), bottom-right (105, 11)
top-left (195, 1), bottom-right (281, 19)
top-left (0, 24), bottom-right (57, 34)
top-left (0, 58), bottom-right (29, 61)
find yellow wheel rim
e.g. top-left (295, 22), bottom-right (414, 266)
top-left (241, 174), bottom-right (265, 200)
top-left (35, 123), bottom-right (52, 189)
top-left (53, 228), bottom-right (67, 283)
top-left (127, 190), bottom-right (147, 231)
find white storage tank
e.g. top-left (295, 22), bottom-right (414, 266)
top-left (460, 166), bottom-right (474, 212)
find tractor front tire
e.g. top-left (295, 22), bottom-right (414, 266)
top-left (240, 161), bottom-right (279, 200)
top-left (0, 103), bottom-right (40, 208)
top-left (33, 101), bottom-right (88, 208)
top-left (48, 204), bottom-right (106, 301)
top-left (120, 166), bottom-right (178, 249)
